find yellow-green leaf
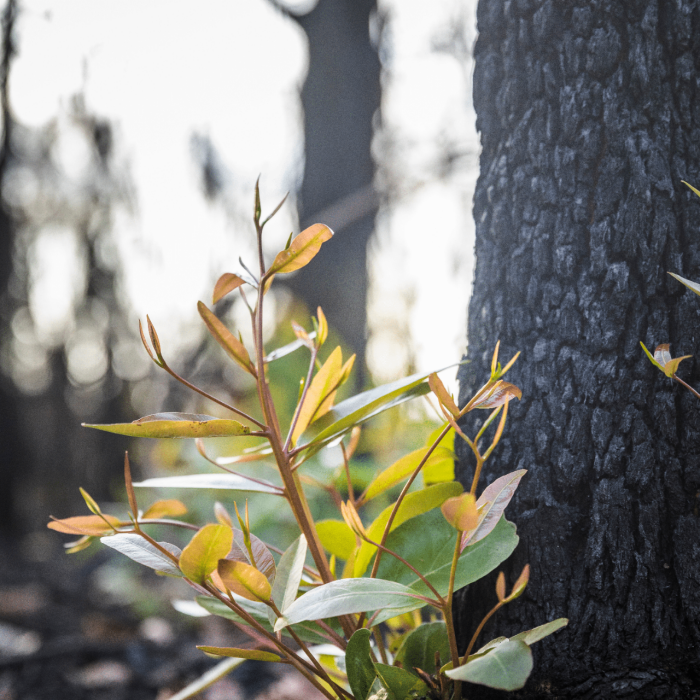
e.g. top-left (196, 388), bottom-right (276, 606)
top-left (429, 373), bottom-right (459, 417)
top-left (292, 346), bottom-right (344, 444)
top-left (84, 413), bottom-right (251, 439)
top-left (267, 223), bottom-right (333, 275)
top-left (212, 273), bottom-right (245, 304)
top-left (179, 524), bottom-right (233, 584)
top-left (362, 446), bottom-right (455, 503)
top-left (353, 481), bottom-right (463, 577)
top-left (48, 514), bottom-right (121, 536)
top-left (197, 646), bottom-right (280, 662)
top-left (198, 302), bottom-right (257, 376)
top-left (683, 180), bottom-right (700, 199)
top-left (142, 499), bottom-right (188, 520)
top-left (316, 519), bottom-right (357, 560)
top-left (441, 493), bottom-right (478, 531)
top-left (218, 559), bottom-right (272, 601)
top-left (669, 272), bottom-right (700, 297)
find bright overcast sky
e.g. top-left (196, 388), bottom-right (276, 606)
top-left (9, 0), bottom-right (478, 393)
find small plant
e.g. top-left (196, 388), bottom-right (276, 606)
top-left (49, 183), bottom-right (566, 699)
top-left (641, 181), bottom-right (700, 401)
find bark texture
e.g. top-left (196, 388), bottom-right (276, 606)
top-left (455, 1), bottom-right (700, 697)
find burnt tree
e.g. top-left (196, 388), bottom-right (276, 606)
top-left (455, 0), bottom-right (700, 697)
top-left (283, 0), bottom-right (381, 382)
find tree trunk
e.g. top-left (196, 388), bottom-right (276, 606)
top-left (287, 0), bottom-right (380, 383)
top-left (455, 0), bottom-right (700, 697)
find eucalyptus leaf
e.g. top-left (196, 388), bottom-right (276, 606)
top-left (134, 473), bottom-right (282, 495)
top-left (274, 578), bottom-right (423, 631)
top-left (511, 618), bottom-right (568, 646)
top-left (101, 534), bottom-right (182, 577)
top-left (345, 629), bottom-right (376, 700)
top-left (445, 639), bottom-right (533, 691)
top-left (374, 663), bottom-right (429, 699)
top-left (268, 535), bottom-right (307, 627)
top-left (375, 510), bottom-right (518, 600)
top-left (84, 413), bottom-right (251, 439)
top-left (669, 271), bottom-right (700, 297)
top-left (395, 621), bottom-right (451, 677)
top-left (366, 675), bottom-right (396, 700)
top-left (167, 658), bottom-right (244, 700)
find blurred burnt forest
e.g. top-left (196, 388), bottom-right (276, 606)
top-left (0, 0), bottom-right (382, 542)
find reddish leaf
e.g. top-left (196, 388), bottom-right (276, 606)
top-left (213, 273), bottom-right (245, 304)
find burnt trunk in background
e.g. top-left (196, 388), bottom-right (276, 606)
top-left (288, 0), bottom-right (380, 383)
top-left (455, 0), bottom-right (700, 697)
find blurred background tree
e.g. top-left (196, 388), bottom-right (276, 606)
top-left (0, 0), bottom-right (478, 551)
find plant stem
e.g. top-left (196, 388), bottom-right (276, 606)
top-left (462, 601), bottom-right (503, 662)
top-left (674, 373), bottom-right (700, 401)
top-left (444, 531), bottom-right (463, 700)
top-left (284, 345), bottom-right (319, 451)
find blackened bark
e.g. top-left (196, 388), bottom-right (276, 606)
top-left (287, 0), bottom-right (380, 382)
top-left (456, 0), bottom-right (700, 697)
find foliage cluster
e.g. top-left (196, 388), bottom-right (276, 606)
top-left (49, 184), bottom-right (566, 700)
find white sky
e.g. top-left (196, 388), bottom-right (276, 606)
top-left (8, 0), bottom-right (478, 395)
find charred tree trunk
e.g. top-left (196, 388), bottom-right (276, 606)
top-left (286, 0), bottom-right (380, 383)
top-left (455, 0), bottom-right (700, 697)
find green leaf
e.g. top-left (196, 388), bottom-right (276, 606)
top-left (395, 621), bottom-right (451, 677)
top-left (268, 534), bottom-right (307, 627)
top-left (316, 520), bottom-right (356, 560)
top-left (267, 223), bottom-right (333, 275)
top-left (273, 578), bottom-right (422, 631)
top-left (345, 629), bottom-right (376, 700)
top-left (134, 473), bottom-right (282, 495)
top-left (363, 447), bottom-right (455, 503)
top-left (511, 618), bottom-right (568, 646)
top-left (668, 271), bottom-right (700, 297)
top-left (179, 524), bottom-right (233, 584)
top-left (461, 469), bottom-right (526, 549)
top-left (218, 559), bottom-right (272, 601)
top-left (84, 413), bottom-right (251, 439)
top-left (366, 674), bottom-right (396, 700)
top-left (100, 533), bottom-right (182, 577)
top-left (354, 481), bottom-right (464, 577)
top-left (297, 368), bottom-right (454, 451)
top-left (197, 646), bottom-right (280, 662)
top-left (372, 512), bottom-right (518, 621)
top-left (167, 658), bottom-right (244, 700)
top-left (196, 595), bottom-right (335, 645)
top-left (373, 663), bottom-right (429, 699)
top-left (198, 302), bottom-right (256, 376)
top-left (446, 639), bottom-right (533, 691)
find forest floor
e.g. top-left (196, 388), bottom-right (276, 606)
top-left (0, 535), bottom-right (326, 700)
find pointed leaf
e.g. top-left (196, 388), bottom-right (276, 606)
top-left (429, 373), bottom-right (459, 417)
top-left (179, 524), bottom-right (233, 583)
top-left (373, 663), bottom-right (429, 699)
top-left (142, 499), bottom-right (188, 520)
top-left (196, 595), bottom-right (338, 645)
top-left (651, 341), bottom-right (692, 378)
top-left (640, 341), bottom-right (666, 372)
top-left (48, 514), bottom-right (121, 536)
top-left (134, 473), bottom-right (282, 495)
top-left (292, 346), bottom-right (344, 444)
top-left (232, 529), bottom-right (276, 582)
top-left (100, 533), bottom-right (182, 577)
top-left (167, 658), bottom-right (244, 700)
top-left (511, 618), bottom-right (568, 646)
top-left (316, 520), bottom-right (357, 560)
top-left (197, 646), bottom-right (280, 662)
top-left (264, 332), bottom-right (316, 363)
top-left (268, 535), bottom-right (307, 626)
top-left (446, 639), bottom-right (533, 690)
top-left (354, 481), bottom-right (463, 577)
top-left (274, 578), bottom-right (422, 631)
top-left (682, 180), bottom-right (700, 199)
top-left (363, 447), bottom-right (455, 503)
top-left (346, 629), bottom-right (376, 700)
top-left (669, 272), bottom-right (700, 297)
top-left (461, 470), bottom-right (527, 549)
top-left (297, 368), bottom-right (446, 451)
top-left (268, 223), bottom-right (333, 275)
top-left (473, 381), bottom-right (522, 409)
top-left (373, 511), bottom-right (518, 616)
top-left (198, 302), bottom-right (256, 376)
top-left (212, 273), bottom-right (245, 304)
top-left (84, 413), bottom-right (251, 439)
top-left (218, 559), bottom-right (272, 601)
top-left (395, 621), bottom-right (451, 677)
